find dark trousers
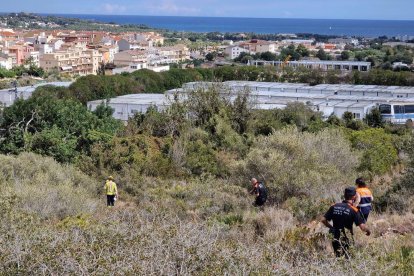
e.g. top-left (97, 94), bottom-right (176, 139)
top-left (254, 197), bottom-right (266, 207)
top-left (107, 195), bottom-right (115, 206)
top-left (331, 230), bottom-right (354, 258)
top-left (360, 212), bottom-right (370, 222)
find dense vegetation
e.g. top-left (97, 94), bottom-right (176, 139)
top-left (0, 68), bottom-right (413, 274)
top-left (0, 12), bottom-right (154, 32)
top-left (235, 43), bottom-right (414, 69)
top-left (62, 67), bottom-right (414, 105)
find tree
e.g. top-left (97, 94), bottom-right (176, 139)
top-left (234, 52), bottom-right (252, 63)
top-left (342, 111), bottom-right (354, 125)
top-left (0, 91), bottom-right (122, 161)
top-left (340, 50), bottom-right (351, 60)
top-left (365, 107), bottom-right (384, 127)
top-left (260, 51), bottom-right (277, 61)
top-left (349, 128), bottom-right (398, 175)
top-left (280, 44), bottom-right (301, 61)
top-left (316, 49), bottom-right (329, 60)
top-left (296, 44), bottom-right (310, 57)
top-left (205, 52), bottom-right (216, 61)
top-left (355, 51), bottom-right (366, 61)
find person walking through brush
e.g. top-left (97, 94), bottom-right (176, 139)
top-left (321, 187), bottom-right (371, 258)
top-left (353, 177), bottom-right (373, 222)
top-left (249, 178), bottom-right (268, 207)
top-left (104, 176), bottom-right (118, 207)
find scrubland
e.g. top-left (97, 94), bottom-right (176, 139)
top-left (0, 80), bottom-right (413, 274)
top-left (1, 135), bottom-right (413, 274)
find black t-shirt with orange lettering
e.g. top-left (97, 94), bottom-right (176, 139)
top-left (324, 201), bottom-right (364, 234)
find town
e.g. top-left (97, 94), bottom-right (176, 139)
top-left (0, 13), bottom-right (414, 84)
top-left (1, 4), bottom-right (414, 275)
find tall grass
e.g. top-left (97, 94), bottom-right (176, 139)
top-left (0, 153), bottom-right (413, 275)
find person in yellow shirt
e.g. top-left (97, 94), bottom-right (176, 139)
top-left (104, 176), bottom-right (118, 207)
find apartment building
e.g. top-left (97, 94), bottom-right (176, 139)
top-left (118, 39), bottom-right (152, 51)
top-left (113, 50), bottom-right (148, 66)
top-left (36, 43), bottom-right (54, 54)
top-left (8, 44), bottom-right (35, 65)
top-left (239, 39), bottom-right (277, 53)
top-left (224, 45), bottom-right (253, 59)
top-left (98, 45), bottom-right (119, 63)
top-left (40, 45), bottom-right (102, 75)
top-left (150, 45), bottom-right (190, 65)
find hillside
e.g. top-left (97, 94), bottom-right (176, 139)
top-left (1, 152), bottom-right (413, 274)
top-left (0, 73), bottom-right (413, 274)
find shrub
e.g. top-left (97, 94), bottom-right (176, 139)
top-left (348, 128), bottom-right (398, 176)
top-left (233, 127), bottom-right (358, 218)
top-left (0, 153), bottom-right (98, 220)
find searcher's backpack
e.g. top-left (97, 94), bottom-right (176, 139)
top-left (258, 182), bottom-right (268, 202)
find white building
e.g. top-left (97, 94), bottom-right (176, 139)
top-left (88, 94), bottom-right (169, 121)
top-left (49, 39), bottom-right (65, 51)
top-left (281, 39), bottom-right (314, 46)
top-left (0, 82), bottom-right (72, 106)
top-left (37, 43), bottom-right (54, 54)
top-left (112, 63), bottom-right (170, 74)
top-left (224, 45), bottom-right (253, 59)
top-left (112, 62), bottom-right (148, 74)
top-left (328, 38), bottom-right (359, 46)
top-left (0, 56), bottom-right (13, 69)
top-left (28, 51), bottom-right (40, 67)
top-left (251, 60), bottom-right (372, 72)
top-left (87, 81), bottom-right (414, 122)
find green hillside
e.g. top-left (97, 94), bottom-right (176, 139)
top-left (0, 70), bottom-right (413, 274)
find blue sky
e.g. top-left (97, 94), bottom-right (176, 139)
top-left (1, 0), bottom-right (413, 20)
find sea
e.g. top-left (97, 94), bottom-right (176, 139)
top-left (53, 14), bottom-right (414, 37)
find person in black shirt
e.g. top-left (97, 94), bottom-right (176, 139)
top-left (249, 178), bottom-right (268, 207)
top-left (321, 187), bottom-right (371, 258)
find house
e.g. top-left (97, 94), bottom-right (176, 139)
top-left (316, 43), bottom-right (337, 51)
top-left (112, 62), bottom-right (148, 74)
top-left (224, 45), bottom-right (253, 59)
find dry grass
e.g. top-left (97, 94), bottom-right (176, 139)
top-left (0, 153), bottom-right (413, 275)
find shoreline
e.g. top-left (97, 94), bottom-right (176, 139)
top-left (1, 12), bottom-right (414, 37)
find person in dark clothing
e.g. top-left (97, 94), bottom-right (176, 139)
top-left (321, 187), bottom-right (371, 258)
top-left (249, 178), bottom-right (268, 207)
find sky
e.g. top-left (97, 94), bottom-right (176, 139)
top-left (0, 0), bottom-right (413, 20)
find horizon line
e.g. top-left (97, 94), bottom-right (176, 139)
top-left (1, 11), bottom-right (414, 22)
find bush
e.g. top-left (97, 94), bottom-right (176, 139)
top-left (233, 127), bottom-right (358, 218)
top-left (0, 153), bottom-right (98, 220)
top-left (348, 128), bottom-right (398, 176)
